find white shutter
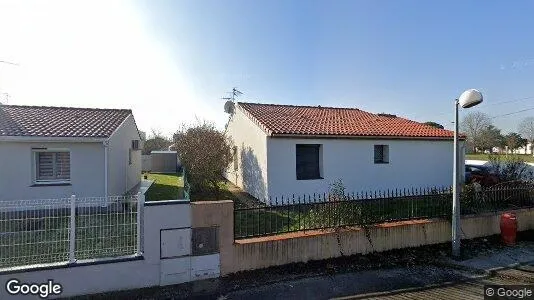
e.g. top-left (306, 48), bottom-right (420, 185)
top-left (55, 152), bottom-right (70, 180)
top-left (35, 151), bottom-right (71, 181)
top-left (37, 152), bottom-right (54, 180)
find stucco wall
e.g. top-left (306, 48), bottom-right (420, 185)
top-left (0, 142), bottom-right (105, 201)
top-left (192, 200), bottom-right (531, 275)
top-left (107, 115), bottom-right (141, 196)
top-left (224, 108), bottom-right (269, 201)
top-left (267, 138), bottom-right (465, 202)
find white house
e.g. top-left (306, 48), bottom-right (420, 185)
top-left (0, 104), bottom-right (142, 201)
top-left (224, 102), bottom-right (465, 203)
top-left (513, 143), bottom-right (533, 155)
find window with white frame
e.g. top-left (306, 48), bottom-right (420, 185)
top-left (34, 150), bottom-right (71, 183)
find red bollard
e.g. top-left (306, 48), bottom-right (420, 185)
top-left (500, 212), bottom-right (517, 246)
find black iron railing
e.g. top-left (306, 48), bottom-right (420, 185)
top-left (233, 183), bottom-right (534, 239)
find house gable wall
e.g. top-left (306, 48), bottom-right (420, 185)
top-left (0, 141), bottom-right (105, 200)
top-left (224, 107), bottom-right (269, 201)
top-left (107, 114), bottom-right (142, 196)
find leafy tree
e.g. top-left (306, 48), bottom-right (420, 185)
top-left (505, 132), bottom-right (527, 153)
top-left (142, 129), bottom-right (172, 155)
top-left (478, 125), bottom-right (503, 152)
top-left (460, 111), bottom-right (492, 153)
top-left (173, 120), bottom-right (233, 200)
top-left (518, 117), bottom-right (534, 152)
top-left (423, 121), bottom-right (444, 129)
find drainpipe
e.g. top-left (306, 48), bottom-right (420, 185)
top-left (103, 140), bottom-right (109, 198)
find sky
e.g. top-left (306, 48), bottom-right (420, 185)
top-left (1, 0), bottom-right (534, 138)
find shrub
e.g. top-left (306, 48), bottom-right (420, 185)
top-left (487, 154), bottom-right (534, 183)
top-left (173, 120), bottom-right (233, 200)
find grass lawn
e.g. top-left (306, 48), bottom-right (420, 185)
top-left (234, 194), bottom-right (453, 239)
top-left (143, 172), bottom-right (184, 201)
top-left (466, 153), bottom-right (534, 163)
top-left (189, 180), bottom-right (239, 202)
top-left (1, 210), bottom-right (137, 269)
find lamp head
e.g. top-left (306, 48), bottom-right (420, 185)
top-left (459, 89), bottom-right (483, 108)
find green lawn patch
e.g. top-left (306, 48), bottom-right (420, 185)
top-left (466, 153), bottom-right (534, 163)
top-left (144, 173), bottom-right (184, 201)
top-left (233, 194), bottom-right (452, 239)
top-left (189, 180), bottom-right (239, 202)
top-left (1, 211), bottom-right (137, 269)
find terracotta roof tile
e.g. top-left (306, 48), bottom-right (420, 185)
top-left (238, 102), bottom-right (460, 139)
top-left (0, 105), bottom-right (132, 138)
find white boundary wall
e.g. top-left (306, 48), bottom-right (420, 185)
top-left (0, 200), bottom-right (219, 299)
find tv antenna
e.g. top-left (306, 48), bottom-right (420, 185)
top-left (222, 87), bottom-right (243, 114)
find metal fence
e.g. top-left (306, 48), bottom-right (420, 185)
top-left (0, 194), bottom-right (145, 270)
top-left (234, 184), bottom-right (534, 239)
top-left (183, 167), bottom-right (191, 200)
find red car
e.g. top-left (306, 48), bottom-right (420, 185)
top-left (465, 164), bottom-right (500, 186)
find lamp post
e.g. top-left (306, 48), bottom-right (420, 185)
top-left (452, 89), bottom-right (483, 257)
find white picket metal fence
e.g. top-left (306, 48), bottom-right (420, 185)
top-left (0, 193), bottom-right (145, 270)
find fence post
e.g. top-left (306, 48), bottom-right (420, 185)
top-left (137, 192), bottom-right (145, 256)
top-left (69, 194), bottom-right (76, 264)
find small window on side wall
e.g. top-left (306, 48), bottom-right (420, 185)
top-left (296, 144), bottom-right (322, 180)
top-left (374, 145), bottom-right (389, 164)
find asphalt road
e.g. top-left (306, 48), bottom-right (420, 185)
top-left (340, 262), bottom-right (534, 300)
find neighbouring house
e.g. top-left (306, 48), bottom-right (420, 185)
top-left (224, 102), bottom-right (466, 203)
top-left (513, 143), bottom-right (533, 155)
top-left (0, 104), bottom-right (142, 201)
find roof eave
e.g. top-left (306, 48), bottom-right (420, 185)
top-left (269, 133), bottom-right (466, 141)
top-left (0, 136), bottom-right (108, 143)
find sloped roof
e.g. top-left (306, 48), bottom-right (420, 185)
top-left (0, 105), bottom-right (132, 138)
top-left (238, 102), bottom-right (460, 140)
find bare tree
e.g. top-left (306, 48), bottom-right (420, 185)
top-left (142, 129), bottom-right (172, 155)
top-left (518, 117), bottom-right (534, 153)
top-left (173, 120), bottom-right (233, 200)
top-left (460, 111), bottom-right (492, 153)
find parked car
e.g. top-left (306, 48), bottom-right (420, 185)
top-left (465, 164), bottom-right (500, 186)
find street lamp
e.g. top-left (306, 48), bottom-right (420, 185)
top-left (452, 89), bottom-right (483, 257)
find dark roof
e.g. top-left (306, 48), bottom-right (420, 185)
top-left (0, 105), bottom-right (132, 138)
top-left (238, 102), bottom-right (460, 139)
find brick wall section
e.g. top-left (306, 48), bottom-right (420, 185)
top-left (190, 201), bottom-right (534, 276)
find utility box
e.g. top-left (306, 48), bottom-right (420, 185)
top-left (161, 228), bottom-right (191, 258)
top-left (192, 227), bottom-right (219, 256)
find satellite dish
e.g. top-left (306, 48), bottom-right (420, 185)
top-left (224, 101), bottom-right (235, 114)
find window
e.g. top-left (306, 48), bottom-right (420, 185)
top-left (233, 146), bottom-right (238, 171)
top-left (374, 145), bottom-right (389, 164)
top-left (128, 148), bottom-right (132, 165)
top-left (296, 144), bottom-right (322, 180)
top-left (34, 151), bottom-right (71, 182)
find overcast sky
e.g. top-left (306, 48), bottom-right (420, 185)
top-left (2, 0), bottom-right (534, 138)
